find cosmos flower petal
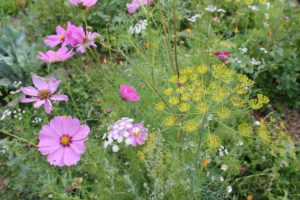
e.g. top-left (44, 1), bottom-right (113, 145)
top-left (20, 86), bottom-right (39, 96)
top-left (47, 148), bottom-right (65, 167)
top-left (44, 99), bottom-right (53, 114)
top-left (34, 99), bottom-right (45, 108)
top-left (48, 77), bottom-right (61, 94)
top-left (62, 117), bottom-right (81, 136)
top-left (19, 97), bottom-right (38, 103)
top-left (50, 95), bottom-right (69, 101)
top-left (63, 147), bottom-right (81, 166)
top-left (32, 75), bottom-right (49, 90)
top-left (49, 117), bottom-right (65, 136)
top-left (72, 125), bottom-right (90, 141)
top-left (70, 142), bottom-right (86, 154)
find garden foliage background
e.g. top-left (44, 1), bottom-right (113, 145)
top-left (0, 0), bottom-right (300, 199)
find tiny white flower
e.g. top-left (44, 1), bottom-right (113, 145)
top-left (117, 136), bottom-right (124, 143)
top-left (266, 2), bottom-right (272, 9)
top-left (187, 14), bottom-right (201, 22)
top-left (249, 5), bottom-right (259, 11)
top-left (254, 121), bottom-right (261, 126)
top-left (264, 13), bottom-right (269, 19)
top-left (103, 141), bottom-right (109, 149)
top-left (112, 145), bottom-right (119, 153)
top-left (250, 58), bottom-right (261, 65)
top-left (125, 138), bottom-right (132, 146)
top-left (219, 176), bottom-right (224, 182)
top-left (239, 47), bottom-right (248, 54)
top-left (227, 186), bottom-right (232, 193)
top-left (221, 164), bottom-right (228, 171)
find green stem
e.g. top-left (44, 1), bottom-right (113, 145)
top-left (0, 129), bottom-right (37, 147)
top-left (66, 84), bottom-right (81, 118)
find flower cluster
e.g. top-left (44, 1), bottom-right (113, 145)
top-left (104, 117), bottom-right (148, 152)
top-left (39, 22), bottom-right (99, 63)
top-left (69, 0), bottom-right (97, 8)
top-left (127, 0), bottom-right (153, 14)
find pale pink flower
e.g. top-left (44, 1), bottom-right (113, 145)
top-left (38, 116), bottom-right (90, 167)
top-left (37, 47), bottom-right (74, 63)
top-left (120, 84), bottom-right (140, 102)
top-left (20, 75), bottom-right (68, 114)
top-left (126, 0), bottom-right (153, 14)
top-left (129, 123), bottom-right (148, 146)
top-left (44, 25), bottom-right (67, 48)
top-left (65, 22), bottom-right (98, 54)
top-left (214, 51), bottom-right (230, 60)
top-left (69, 0), bottom-right (97, 8)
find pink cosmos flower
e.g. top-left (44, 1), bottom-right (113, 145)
top-left (38, 116), bottom-right (90, 167)
top-left (37, 47), bottom-right (74, 63)
top-left (69, 0), bottom-right (97, 8)
top-left (213, 51), bottom-right (230, 60)
top-left (20, 75), bottom-right (68, 114)
top-left (129, 122), bottom-right (148, 146)
top-left (65, 22), bottom-right (98, 54)
top-left (126, 0), bottom-right (153, 14)
top-left (44, 25), bottom-right (67, 48)
top-left (120, 84), bottom-right (140, 102)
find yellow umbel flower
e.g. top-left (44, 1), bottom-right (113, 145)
top-left (231, 96), bottom-right (244, 107)
top-left (181, 93), bottom-right (190, 101)
top-left (192, 92), bottom-right (203, 101)
top-left (237, 74), bottom-right (254, 87)
top-left (164, 116), bottom-right (176, 126)
top-left (257, 94), bottom-right (269, 104)
top-left (206, 135), bottom-right (221, 150)
top-left (235, 85), bottom-right (248, 95)
top-left (181, 67), bottom-right (194, 75)
top-left (189, 74), bottom-right (198, 81)
top-left (179, 103), bottom-right (191, 112)
top-left (176, 87), bottom-right (186, 94)
top-left (212, 88), bottom-right (229, 103)
top-left (155, 102), bottom-right (165, 112)
top-left (237, 123), bottom-right (253, 137)
top-left (164, 88), bottom-right (174, 96)
top-left (244, 0), bottom-right (254, 5)
top-left (259, 0), bottom-right (267, 4)
top-left (168, 75), bottom-right (178, 83)
top-left (248, 99), bottom-right (263, 110)
top-left (169, 97), bottom-right (180, 105)
top-left (183, 120), bottom-right (198, 132)
top-left (217, 107), bottom-right (231, 119)
top-left (197, 65), bottom-right (208, 74)
top-left (196, 102), bottom-right (209, 113)
top-left (178, 76), bottom-right (188, 84)
top-left (257, 123), bottom-right (271, 144)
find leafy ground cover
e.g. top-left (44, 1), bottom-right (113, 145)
top-left (0, 0), bottom-right (300, 199)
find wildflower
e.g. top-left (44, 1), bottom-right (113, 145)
top-left (181, 93), bottom-right (190, 101)
top-left (129, 19), bottom-right (148, 34)
top-left (217, 107), bottom-right (231, 119)
top-left (212, 17), bottom-right (220, 23)
top-left (65, 22), bottom-right (98, 54)
top-left (237, 123), bottom-right (253, 137)
top-left (112, 145), bottom-right (119, 153)
top-left (257, 123), bottom-right (271, 144)
top-left (187, 14), bottom-right (201, 22)
top-left (179, 103), bottom-right (190, 112)
top-left (74, 177), bottom-right (83, 184)
top-left (221, 164), bottom-right (228, 171)
top-left (206, 135), bottom-right (221, 150)
top-left (250, 58), bottom-right (261, 65)
top-left (202, 159), bottom-right (208, 168)
top-left (214, 51), bottom-right (229, 60)
top-left (20, 75), bottom-right (68, 114)
top-left (168, 75), bottom-right (178, 83)
top-left (168, 97), bottom-right (179, 105)
top-left (38, 116), bottom-right (90, 167)
top-left (254, 121), bottom-right (261, 126)
top-left (129, 123), bottom-right (148, 146)
top-left (37, 47), bottom-right (74, 63)
top-left (65, 186), bottom-right (73, 193)
top-left (155, 102), bottom-right (165, 112)
top-left (248, 99), bottom-right (263, 110)
top-left (219, 176), bottom-right (224, 182)
top-left (247, 195), bottom-right (253, 200)
top-left (184, 120), bottom-right (198, 132)
top-left (197, 65), bottom-right (208, 74)
top-left (231, 97), bottom-right (244, 107)
top-left (127, 0), bottom-right (153, 14)
top-left (234, 26), bottom-right (239, 33)
top-left (249, 5), bottom-right (259, 11)
top-left (227, 186), bottom-right (232, 193)
top-left (120, 84), bottom-right (140, 102)
top-left (44, 25), bottom-right (67, 48)
top-left (239, 47), bottom-right (248, 54)
top-left (164, 116), bottom-right (175, 126)
top-left (205, 5), bottom-right (217, 12)
top-left (240, 167), bottom-right (246, 175)
top-left (163, 88), bottom-right (173, 96)
top-left (69, 0), bottom-right (97, 8)
top-left (186, 28), bottom-right (192, 34)
top-left (257, 94), bottom-right (269, 104)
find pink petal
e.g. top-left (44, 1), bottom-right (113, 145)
top-left (32, 75), bottom-right (49, 90)
top-left (34, 99), bottom-right (45, 108)
top-left (19, 97), bottom-right (38, 103)
top-left (48, 77), bottom-right (61, 94)
top-left (72, 125), bottom-right (90, 141)
top-left (39, 125), bottom-right (61, 139)
top-left (47, 148), bottom-right (65, 167)
top-left (44, 99), bottom-right (53, 114)
top-left (70, 142), bottom-right (86, 154)
top-left (44, 35), bottom-right (61, 48)
top-left (38, 139), bottom-right (61, 155)
top-left (62, 147), bottom-right (81, 166)
top-left (49, 117), bottom-right (65, 136)
top-left (20, 86), bottom-right (39, 96)
top-left (62, 117), bottom-right (81, 136)
top-left (50, 94), bottom-right (69, 101)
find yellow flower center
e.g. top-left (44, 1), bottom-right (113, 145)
top-left (52, 56), bottom-right (61, 61)
top-left (60, 135), bottom-right (72, 146)
top-left (59, 35), bottom-right (65, 41)
top-left (134, 131), bottom-right (140, 137)
top-left (38, 89), bottom-right (51, 99)
top-left (83, 36), bottom-right (89, 44)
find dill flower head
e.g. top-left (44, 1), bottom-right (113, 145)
top-left (235, 85), bottom-right (248, 95)
top-left (206, 135), bottom-right (221, 150)
top-left (231, 96), bottom-right (244, 107)
top-left (181, 67), bottom-right (194, 75)
top-left (257, 122), bottom-right (271, 144)
top-left (179, 103), bottom-right (190, 112)
top-left (183, 120), bottom-right (198, 132)
top-left (168, 75), bottom-right (178, 83)
top-left (196, 102), bottom-right (209, 113)
top-left (164, 116), bottom-right (176, 126)
top-left (155, 102), bottom-right (165, 112)
top-left (181, 93), bottom-right (190, 101)
top-left (212, 88), bottom-right (229, 103)
top-left (197, 65), bottom-right (208, 74)
top-left (237, 74), bottom-right (254, 87)
top-left (164, 88), bottom-right (174, 96)
top-left (248, 99), bottom-right (263, 110)
top-left (178, 76), bottom-right (188, 84)
top-left (237, 123), bottom-right (253, 137)
top-left (169, 97), bottom-right (180, 105)
top-left (217, 107), bottom-right (231, 119)
top-left (257, 94), bottom-right (269, 104)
